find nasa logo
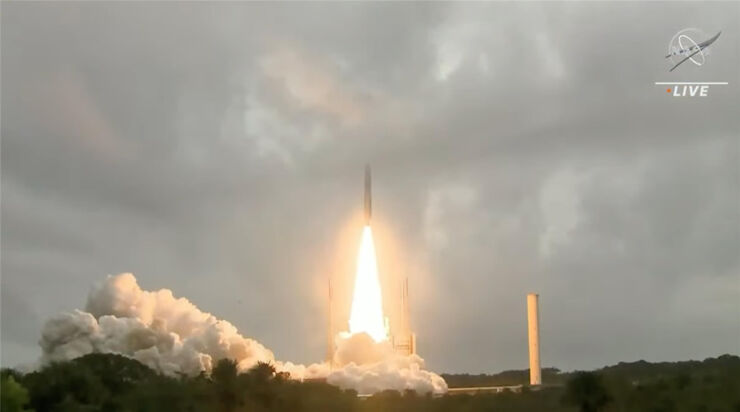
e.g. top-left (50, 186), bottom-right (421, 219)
top-left (666, 28), bottom-right (720, 72)
top-left (654, 28), bottom-right (728, 98)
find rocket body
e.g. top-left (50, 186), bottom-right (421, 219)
top-left (364, 165), bottom-right (372, 225)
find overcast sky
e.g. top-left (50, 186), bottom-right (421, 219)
top-left (2, 2), bottom-right (739, 373)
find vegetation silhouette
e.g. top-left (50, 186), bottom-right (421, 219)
top-left (562, 372), bottom-right (611, 412)
top-left (2, 353), bottom-right (738, 411)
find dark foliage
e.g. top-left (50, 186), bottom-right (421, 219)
top-left (1, 353), bottom-right (738, 412)
top-left (562, 372), bottom-right (611, 412)
top-left (443, 367), bottom-right (564, 387)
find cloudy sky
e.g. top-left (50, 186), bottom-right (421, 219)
top-left (2, 2), bottom-right (738, 373)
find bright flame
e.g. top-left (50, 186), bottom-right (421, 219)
top-left (348, 225), bottom-right (387, 342)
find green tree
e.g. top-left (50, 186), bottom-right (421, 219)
top-left (21, 353), bottom-right (156, 411)
top-left (211, 358), bottom-right (240, 412)
top-left (248, 361), bottom-right (277, 384)
top-left (1, 375), bottom-right (33, 412)
top-left (244, 361), bottom-right (279, 409)
top-left (563, 372), bottom-right (612, 412)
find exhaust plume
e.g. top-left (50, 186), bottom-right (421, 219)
top-left (348, 226), bottom-right (387, 342)
top-left (329, 332), bottom-right (447, 394)
top-left (37, 273), bottom-right (446, 395)
top-left (40, 273), bottom-right (278, 376)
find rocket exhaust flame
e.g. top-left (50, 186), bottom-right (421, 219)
top-left (348, 225), bottom-right (387, 342)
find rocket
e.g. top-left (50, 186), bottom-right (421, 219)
top-left (364, 165), bottom-right (372, 225)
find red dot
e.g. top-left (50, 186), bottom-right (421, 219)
top-left (667, 88), bottom-right (671, 93)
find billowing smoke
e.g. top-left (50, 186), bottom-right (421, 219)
top-left (38, 273), bottom-right (446, 395)
top-left (40, 273), bottom-right (283, 376)
top-left (329, 332), bottom-right (448, 394)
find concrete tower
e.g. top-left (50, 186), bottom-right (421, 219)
top-left (527, 293), bottom-right (541, 385)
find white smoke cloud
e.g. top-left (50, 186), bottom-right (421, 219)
top-left (41, 273), bottom-right (277, 376)
top-left (329, 333), bottom-right (448, 395)
top-left (38, 273), bottom-right (446, 394)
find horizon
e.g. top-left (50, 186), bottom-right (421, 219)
top-left (2, 1), bottom-right (738, 382)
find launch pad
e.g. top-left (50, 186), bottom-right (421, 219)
top-left (326, 166), bottom-right (417, 365)
top-left (326, 166), bottom-right (543, 389)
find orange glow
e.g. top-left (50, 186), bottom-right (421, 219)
top-left (348, 225), bottom-right (387, 342)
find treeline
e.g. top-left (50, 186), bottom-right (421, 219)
top-left (442, 367), bottom-right (566, 387)
top-left (2, 353), bottom-right (739, 412)
top-left (443, 354), bottom-right (740, 388)
top-left (1, 354), bottom-right (357, 412)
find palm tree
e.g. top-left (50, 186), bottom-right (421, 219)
top-left (248, 361), bottom-right (276, 384)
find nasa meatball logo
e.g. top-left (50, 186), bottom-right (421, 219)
top-left (666, 28), bottom-right (719, 72)
top-left (654, 28), bottom-right (728, 97)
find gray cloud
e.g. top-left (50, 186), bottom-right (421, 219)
top-left (2, 2), bottom-right (738, 373)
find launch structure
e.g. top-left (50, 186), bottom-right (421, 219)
top-left (527, 293), bottom-right (541, 385)
top-left (390, 277), bottom-right (417, 356)
top-left (327, 278), bottom-right (335, 363)
top-left (326, 166), bottom-right (417, 365)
